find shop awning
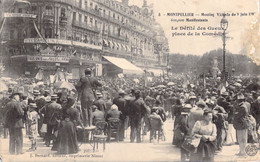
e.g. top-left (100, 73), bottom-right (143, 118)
top-left (147, 68), bottom-right (163, 76)
top-left (103, 56), bottom-right (143, 75)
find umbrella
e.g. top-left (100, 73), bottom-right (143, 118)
top-left (167, 82), bottom-right (175, 86)
top-left (8, 80), bottom-right (18, 85)
top-left (36, 81), bottom-right (44, 86)
top-left (1, 77), bottom-right (12, 81)
top-left (157, 85), bottom-right (166, 88)
top-left (236, 79), bottom-right (242, 83)
top-left (54, 81), bottom-right (76, 91)
top-left (234, 82), bottom-right (242, 87)
top-left (0, 81), bottom-right (8, 92)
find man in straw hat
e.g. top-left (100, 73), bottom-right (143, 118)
top-left (5, 91), bottom-right (24, 154)
top-left (233, 93), bottom-right (249, 157)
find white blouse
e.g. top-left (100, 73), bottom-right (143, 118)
top-left (191, 120), bottom-right (217, 141)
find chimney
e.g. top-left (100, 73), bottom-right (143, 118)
top-left (142, 0), bottom-right (148, 7)
top-left (122, 0), bottom-right (129, 6)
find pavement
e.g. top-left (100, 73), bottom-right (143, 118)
top-left (0, 119), bottom-right (260, 162)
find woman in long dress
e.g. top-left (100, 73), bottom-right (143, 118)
top-left (190, 110), bottom-right (217, 162)
top-left (56, 97), bottom-right (82, 154)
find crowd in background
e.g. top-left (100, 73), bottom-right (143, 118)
top-left (0, 70), bottom-right (259, 162)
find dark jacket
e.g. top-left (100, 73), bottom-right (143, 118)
top-left (76, 75), bottom-right (102, 102)
top-left (42, 101), bottom-right (62, 124)
top-left (233, 102), bottom-right (249, 130)
top-left (113, 96), bottom-right (127, 118)
top-left (5, 99), bottom-right (24, 128)
top-left (66, 106), bottom-right (82, 126)
top-left (106, 109), bottom-right (122, 121)
top-left (92, 109), bottom-right (105, 125)
top-left (93, 98), bottom-right (107, 112)
top-left (129, 97), bottom-right (148, 119)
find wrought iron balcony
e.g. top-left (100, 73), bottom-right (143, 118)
top-left (43, 15), bottom-right (54, 24)
top-left (59, 16), bottom-right (68, 26)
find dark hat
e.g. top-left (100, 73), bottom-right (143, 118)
top-left (85, 68), bottom-right (92, 74)
top-left (197, 100), bottom-right (206, 108)
top-left (155, 100), bottom-right (161, 105)
top-left (135, 90), bottom-right (141, 95)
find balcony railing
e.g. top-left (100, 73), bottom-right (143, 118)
top-left (59, 16), bottom-right (68, 25)
top-left (43, 15), bottom-right (54, 24)
top-left (72, 20), bottom-right (100, 33)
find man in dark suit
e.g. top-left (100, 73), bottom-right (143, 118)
top-left (5, 92), bottom-right (24, 154)
top-left (92, 105), bottom-right (105, 126)
top-left (93, 92), bottom-right (107, 113)
top-left (76, 68), bottom-right (102, 126)
top-left (113, 90), bottom-right (127, 141)
top-left (41, 94), bottom-right (62, 147)
top-left (129, 90), bottom-right (148, 143)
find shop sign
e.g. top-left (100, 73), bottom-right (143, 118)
top-left (24, 38), bottom-right (72, 45)
top-left (27, 56), bottom-right (70, 63)
top-left (4, 13), bottom-right (37, 18)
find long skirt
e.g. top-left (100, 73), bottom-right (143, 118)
top-left (190, 140), bottom-right (216, 162)
top-left (57, 120), bottom-right (79, 154)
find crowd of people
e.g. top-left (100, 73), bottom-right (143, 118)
top-left (0, 68), bottom-right (259, 162)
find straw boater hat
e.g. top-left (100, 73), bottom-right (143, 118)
top-left (51, 94), bottom-right (59, 100)
top-left (29, 103), bottom-right (37, 108)
top-left (181, 104), bottom-right (192, 115)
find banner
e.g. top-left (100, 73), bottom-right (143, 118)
top-left (27, 56), bottom-right (70, 63)
top-left (4, 13), bottom-right (36, 18)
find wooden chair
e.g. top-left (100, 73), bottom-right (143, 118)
top-left (107, 118), bottom-right (120, 142)
top-left (93, 121), bottom-right (108, 152)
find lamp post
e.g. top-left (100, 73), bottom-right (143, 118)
top-left (220, 14), bottom-right (228, 81)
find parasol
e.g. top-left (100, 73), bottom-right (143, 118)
top-left (54, 81), bottom-right (76, 91)
top-left (0, 81), bottom-right (8, 92)
top-left (234, 82), bottom-right (242, 87)
top-left (36, 81), bottom-right (44, 86)
top-left (167, 82), bottom-right (175, 86)
top-left (157, 85), bottom-right (166, 88)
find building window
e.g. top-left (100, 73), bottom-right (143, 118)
top-left (18, 8), bottom-right (23, 13)
top-left (85, 1), bottom-right (88, 9)
top-left (31, 28), bottom-right (37, 37)
top-left (90, 17), bottom-right (93, 26)
top-left (46, 6), bottom-right (53, 15)
top-left (95, 20), bottom-right (97, 28)
top-left (84, 15), bottom-right (88, 22)
top-left (113, 13), bottom-right (115, 19)
top-left (61, 8), bottom-right (66, 17)
top-left (45, 28), bottom-right (52, 38)
top-left (79, 0), bottom-right (82, 8)
top-left (18, 30), bottom-right (22, 39)
top-left (32, 6), bottom-right (37, 14)
top-left (73, 12), bottom-right (76, 21)
top-left (90, 2), bottom-right (93, 8)
top-left (10, 30), bottom-right (15, 40)
top-left (60, 29), bottom-right (66, 39)
top-left (79, 14), bottom-right (82, 22)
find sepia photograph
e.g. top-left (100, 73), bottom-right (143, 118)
top-left (0, 0), bottom-right (260, 161)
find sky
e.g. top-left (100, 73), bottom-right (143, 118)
top-left (124, 0), bottom-right (259, 56)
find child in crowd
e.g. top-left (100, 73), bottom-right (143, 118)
top-left (27, 103), bottom-right (39, 151)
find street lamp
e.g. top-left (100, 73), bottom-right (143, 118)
top-left (220, 14), bottom-right (228, 81)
